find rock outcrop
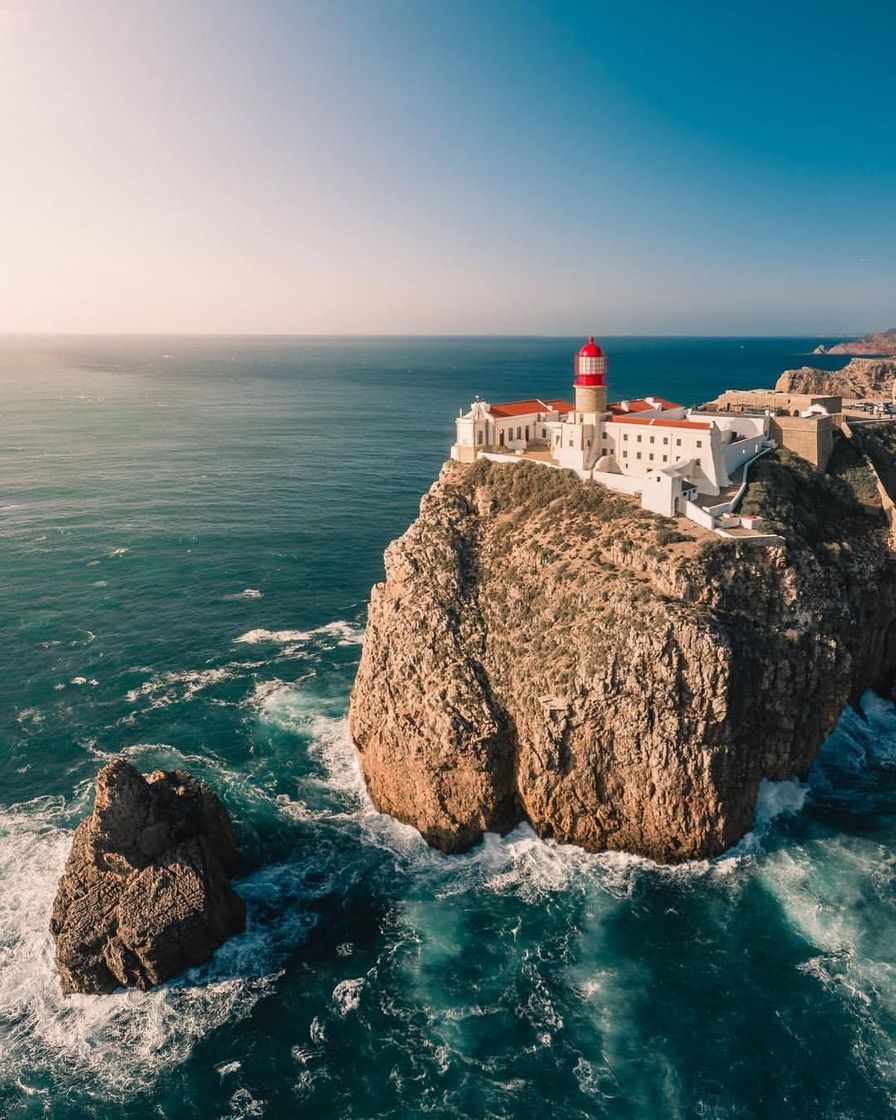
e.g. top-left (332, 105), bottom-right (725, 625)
top-left (776, 357), bottom-right (896, 398)
top-left (52, 761), bottom-right (245, 994)
top-left (826, 328), bottom-right (896, 356)
top-left (349, 453), bottom-right (896, 862)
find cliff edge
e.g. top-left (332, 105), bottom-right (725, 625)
top-left (776, 357), bottom-right (896, 398)
top-left (349, 452), bottom-right (896, 862)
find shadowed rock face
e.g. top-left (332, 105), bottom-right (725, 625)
top-left (349, 456), bottom-right (896, 863)
top-left (51, 761), bottom-right (245, 994)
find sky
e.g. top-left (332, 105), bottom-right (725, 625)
top-left (0, 0), bottom-right (894, 335)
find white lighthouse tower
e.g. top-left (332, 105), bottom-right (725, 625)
top-left (574, 336), bottom-right (608, 415)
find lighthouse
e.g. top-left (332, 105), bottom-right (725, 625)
top-left (574, 336), bottom-right (608, 415)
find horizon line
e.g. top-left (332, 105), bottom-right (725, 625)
top-left (0, 331), bottom-right (861, 340)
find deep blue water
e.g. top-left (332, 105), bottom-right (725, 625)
top-left (0, 336), bottom-right (893, 1119)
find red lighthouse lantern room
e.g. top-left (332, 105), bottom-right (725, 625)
top-left (574, 337), bottom-right (608, 386)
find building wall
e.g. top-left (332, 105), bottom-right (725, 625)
top-left (683, 501), bottom-right (717, 529)
top-left (602, 422), bottom-right (722, 494)
top-left (769, 414), bottom-right (834, 469)
top-left (721, 433), bottom-right (768, 474)
top-left (590, 469), bottom-right (643, 496)
top-left (640, 471), bottom-right (680, 517)
top-left (710, 389), bottom-right (842, 415)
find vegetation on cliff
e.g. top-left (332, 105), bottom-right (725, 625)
top-left (741, 446), bottom-right (885, 546)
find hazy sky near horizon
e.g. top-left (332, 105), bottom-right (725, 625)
top-left (1, 1), bottom-right (894, 335)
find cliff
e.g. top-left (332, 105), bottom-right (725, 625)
top-left (825, 328), bottom-right (896, 356)
top-left (349, 453), bottom-right (896, 862)
top-left (775, 357), bottom-right (896, 398)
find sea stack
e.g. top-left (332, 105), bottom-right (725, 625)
top-left (51, 760), bottom-right (245, 994)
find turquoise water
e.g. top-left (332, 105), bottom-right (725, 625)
top-left (0, 336), bottom-right (893, 1118)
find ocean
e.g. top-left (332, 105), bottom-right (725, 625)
top-left (0, 336), bottom-right (893, 1119)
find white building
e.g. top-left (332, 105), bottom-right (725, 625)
top-left (451, 337), bottom-right (772, 523)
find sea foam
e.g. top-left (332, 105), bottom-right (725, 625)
top-left (235, 620), bottom-right (363, 648)
top-left (0, 792), bottom-right (316, 1100)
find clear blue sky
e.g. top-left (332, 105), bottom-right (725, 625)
top-left (1, 0), bottom-right (893, 334)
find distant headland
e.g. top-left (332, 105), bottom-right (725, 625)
top-left (814, 327), bottom-right (896, 356)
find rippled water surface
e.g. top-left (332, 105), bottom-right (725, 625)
top-left (0, 336), bottom-right (893, 1118)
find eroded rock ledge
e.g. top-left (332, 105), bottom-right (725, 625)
top-left (776, 357), bottom-right (896, 398)
top-left (349, 451), bottom-right (896, 862)
top-left (52, 760), bottom-right (245, 993)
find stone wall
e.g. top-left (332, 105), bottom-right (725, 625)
top-left (769, 414), bottom-right (833, 469)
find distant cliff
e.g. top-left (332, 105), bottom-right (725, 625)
top-left (823, 328), bottom-right (896, 356)
top-left (776, 357), bottom-right (896, 399)
top-left (349, 452), bottom-right (896, 862)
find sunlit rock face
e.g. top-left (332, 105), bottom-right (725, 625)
top-left (350, 455), bottom-right (896, 862)
top-left (51, 760), bottom-right (245, 994)
top-left (776, 357), bottom-right (896, 397)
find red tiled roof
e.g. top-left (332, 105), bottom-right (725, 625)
top-left (608, 397), bottom-right (682, 414)
top-left (488, 398), bottom-right (575, 418)
top-left (608, 400), bottom-right (653, 414)
top-left (607, 416), bottom-right (711, 430)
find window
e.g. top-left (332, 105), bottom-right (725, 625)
top-left (662, 455), bottom-right (668, 463)
top-left (499, 431), bottom-right (505, 446)
top-left (649, 436), bottom-right (655, 444)
top-left (568, 439), bottom-right (573, 447)
top-left (696, 440), bottom-right (702, 448)
top-left (637, 434), bottom-right (642, 443)
top-left (525, 426), bottom-right (530, 441)
top-left (623, 433), bottom-right (628, 442)
top-left (540, 427), bottom-right (546, 438)
top-left (586, 438), bottom-right (591, 447)
top-left (477, 431), bottom-right (483, 445)
top-left (517, 426), bottom-right (522, 440)
top-left (663, 437), bottom-right (668, 445)
top-left (676, 438), bottom-right (682, 447)
top-left (636, 451), bottom-right (641, 460)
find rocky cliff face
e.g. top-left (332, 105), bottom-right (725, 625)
top-left (776, 357), bottom-right (896, 398)
top-left (52, 761), bottom-right (245, 994)
top-left (349, 453), bottom-right (896, 862)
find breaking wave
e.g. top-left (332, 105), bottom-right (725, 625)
top-left (235, 620), bottom-right (363, 647)
top-left (4, 629), bottom-right (895, 1114)
top-left (125, 666), bottom-right (240, 709)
